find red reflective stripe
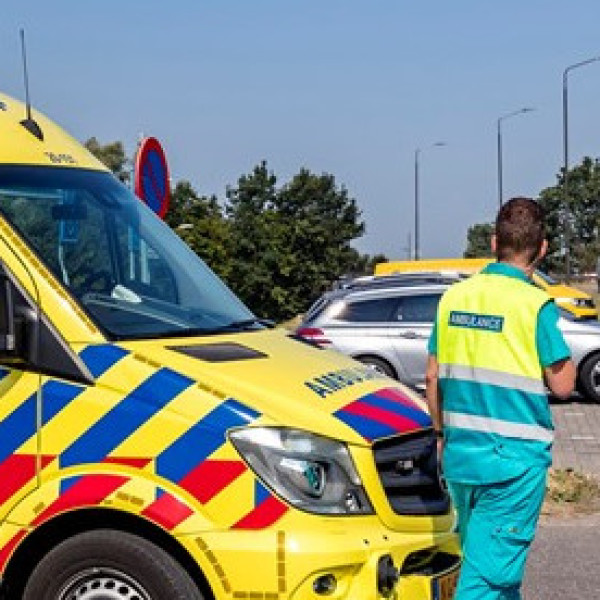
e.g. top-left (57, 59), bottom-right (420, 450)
top-left (343, 400), bottom-right (420, 432)
top-left (0, 454), bottom-right (54, 505)
top-left (32, 475), bottom-right (128, 526)
top-left (141, 493), bottom-right (193, 530)
top-left (232, 495), bottom-right (288, 529)
top-left (102, 457), bottom-right (152, 469)
top-left (0, 529), bottom-right (26, 571)
top-left (376, 387), bottom-right (422, 409)
top-left (179, 460), bottom-right (247, 503)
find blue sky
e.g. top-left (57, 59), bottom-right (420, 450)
top-left (2, 1), bottom-right (600, 259)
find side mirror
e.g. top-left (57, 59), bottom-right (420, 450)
top-left (0, 262), bottom-right (91, 384)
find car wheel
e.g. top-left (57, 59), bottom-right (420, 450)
top-left (577, 353), bottom-right (600, 403)
top-left (357, 356), bottom-right (396, 379)
top-left (23, 530), bottom-right (204, 600)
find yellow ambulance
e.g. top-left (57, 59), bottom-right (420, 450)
top-left (375, 258), bottom-right (597, 320)
top-left (0, 92), bottom-right (459, 600)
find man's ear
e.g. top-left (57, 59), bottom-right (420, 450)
top-left (539, 239), bottom-right (548, 261)
top-left (491, 233), bottom-right (497, 254)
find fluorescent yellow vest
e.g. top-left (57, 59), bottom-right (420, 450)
top-left (437, 270), bottom-right (553, 484)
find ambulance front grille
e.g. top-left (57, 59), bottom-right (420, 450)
top-left (373, 429), bottom-right (450, 516)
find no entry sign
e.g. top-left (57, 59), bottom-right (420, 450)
top-left (134, 137), bottom-right (170, 218)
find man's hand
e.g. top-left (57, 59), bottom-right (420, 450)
top-left (425, 354), bottom-right (443, 433)
top-left (544, 358), bottom-right (576, 399)
top-left (436, 438), bottom-right (444, 465)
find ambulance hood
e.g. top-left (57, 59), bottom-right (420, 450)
top-left (117, 328), bottom-right (432, 447)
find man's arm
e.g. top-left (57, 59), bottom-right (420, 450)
top-left (544, 358), bottom-right (575, 399)
top-left (425, 354), bottom-right (443, 431)
top-left (536, 302), bottom-right (575, 399)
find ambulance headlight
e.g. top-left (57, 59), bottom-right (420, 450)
top-left (229, 427), bottom-right (373, 515)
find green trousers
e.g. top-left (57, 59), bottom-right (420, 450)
top-left (448, 465), bottom-right (547, 600)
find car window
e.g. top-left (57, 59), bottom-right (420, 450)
top-left (338, 297), bottom-right (399, 322)
top-left (394, 294), bottom-right (441, 323)
top-left (305, 294), bottom-right (333, 322)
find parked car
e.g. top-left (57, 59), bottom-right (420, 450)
top-left (298, 281), bottom-right (447, 385)
top-left (297, 279), bottom-right (600, 402)
top-left (375, 259), bottom-right (598, 320)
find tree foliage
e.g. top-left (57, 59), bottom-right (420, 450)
top-left (84, 137), bottom-right (130, 183)
top-left (226, 162), bottom-right (366, 320)
top-left (538, 157), bottom-right (600, 273)
top-left (462, 157), bottom-right (600, 274)
top-left (166, 181), bottom-right (232, 280)
top-left (464, 223), bottom-right (494, 258)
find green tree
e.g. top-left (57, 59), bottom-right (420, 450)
top-left (464, 223), bottom-right (494, 258)
top-left (539, 157), bottom-right (600, 273)
top-left (226, 162), bottom-right (366, 320)
top-left (84, 137), bottom-right (130, 183)
top-left (273, 168), bottom-right (365, 318)
top-left (225, 162), bottom-right (282, 318)
top-left (344, 252), bottom-right (389, 276)
top-left (166, 181), bottom-right (231, 279)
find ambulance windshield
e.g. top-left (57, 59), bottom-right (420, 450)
top-left (0, 166), bottom-right (260, 339)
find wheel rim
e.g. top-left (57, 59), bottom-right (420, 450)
top-left (590, 361), bottom-right (600, 396)
top-left (363, 360), bottom-right (391, 377)
top-left (58, 568), bottom-right (152, 600)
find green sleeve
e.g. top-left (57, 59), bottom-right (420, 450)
top-left (536, 301), bottom-right (571, 367)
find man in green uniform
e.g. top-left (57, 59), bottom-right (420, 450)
top-left (426, 197), bottom-right (575, 600)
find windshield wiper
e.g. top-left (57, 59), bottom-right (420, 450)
top-left (201, 317), bottom-right (274, 334)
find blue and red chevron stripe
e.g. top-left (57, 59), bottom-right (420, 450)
top-left (156, 399), bottom-right (259, 502)
top-left (232, 481), bottom-right (288, 529)
top-left (0, 474), bottom-right (128, 571)
top-left (334, 387), bottom-right (432, 441)
top-left (142, 490), bottom-right (194, 531)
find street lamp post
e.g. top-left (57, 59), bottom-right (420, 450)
top-left (497, 108), bottom-right (535, 210)
top-left (414, 142), bottom-right (445, 260)
top-left (563, 56), bottom-right (600, 281)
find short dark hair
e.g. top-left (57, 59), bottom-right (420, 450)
top-left (495, 197), bottom-right (545, 263)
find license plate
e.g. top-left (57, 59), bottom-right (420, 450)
top-left (432, 567), bottom-right (459, 600)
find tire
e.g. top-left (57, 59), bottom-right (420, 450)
top-left (577, 353), bottom-right (600, 403)
top-left (357, 356), bottom-right (397, 379)
top-left (23, 529), bottom-right (204, 600)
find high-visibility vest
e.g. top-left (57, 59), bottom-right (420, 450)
top-left (436, 269), bottom-right (553, 484)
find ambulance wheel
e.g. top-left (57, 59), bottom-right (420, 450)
top-left (357, 355), bottom-right (396, 379)
top-left (23, 529), bottom-right (204, 600)
top-left (578, 353), bottom-right (600, 403)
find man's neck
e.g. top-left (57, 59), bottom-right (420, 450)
top-left (498, 257), bottom-right (535, 278)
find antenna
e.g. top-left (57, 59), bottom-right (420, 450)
top-left (19, 28), bottom-right (44, 141)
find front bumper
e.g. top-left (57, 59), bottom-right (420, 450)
top-left (179, 515), bottom-right (460, 600)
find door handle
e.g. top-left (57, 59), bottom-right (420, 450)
top-left (397, 331), bottom-right (418, 339)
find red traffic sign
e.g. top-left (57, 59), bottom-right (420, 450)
top-left (134, 137), bottom-right (170, 218)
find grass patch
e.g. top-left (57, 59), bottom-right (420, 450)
top-left (543, 468), bottom-right (600, 516)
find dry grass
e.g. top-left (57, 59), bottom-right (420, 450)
top-left (279, 314), bottom-right (304, 330)
top-left (543, 469), bottom-right (600, 516)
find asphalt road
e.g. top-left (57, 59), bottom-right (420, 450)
top-left (523, 513), bottom-right (600, 598)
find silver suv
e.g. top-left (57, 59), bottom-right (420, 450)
top-left (297, 275), bottom-right (600, 401)
top-left (297, 277), bottom-right (449, 389)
